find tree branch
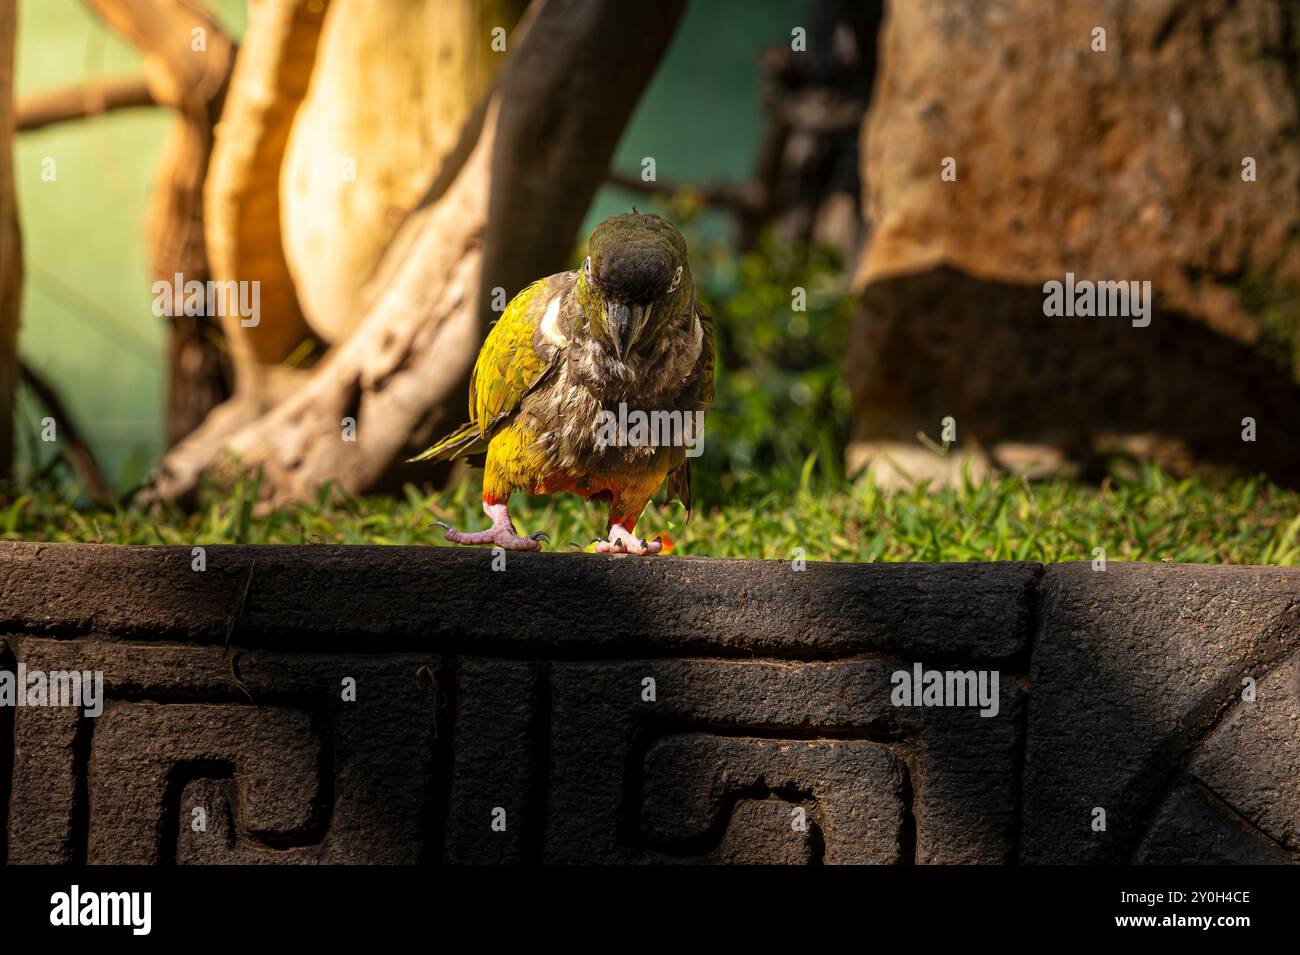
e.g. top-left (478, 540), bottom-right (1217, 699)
top-left (18, 360), bottom-right (114, 504)
top-left (606, 170), bottom-right (766, 215)
top-left (16, 75), bottom-right (157, 132)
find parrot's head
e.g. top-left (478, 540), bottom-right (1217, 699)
top-left (575, 212), bottom-right (693, 365)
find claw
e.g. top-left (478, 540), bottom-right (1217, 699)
top-left (432, 503), bottom-right (549, 551)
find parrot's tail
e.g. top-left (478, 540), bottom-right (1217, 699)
top-left (408, 422), bottom-right (486, 463)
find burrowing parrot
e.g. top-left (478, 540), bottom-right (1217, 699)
top-left (411, 212), bottom-right (714, 555)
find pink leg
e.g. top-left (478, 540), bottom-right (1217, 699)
top-left (434, 501), bottom-right (548, 551)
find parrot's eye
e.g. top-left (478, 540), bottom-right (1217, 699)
top-left (584, 256), bottom-right (592, 281)
top-left (668, 265), bottom-right (683, 293)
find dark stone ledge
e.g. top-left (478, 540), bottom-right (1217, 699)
top-left (0, 542), bottom-right (1038, 658)
top-left (0, 543), bottom-right (1295, 864)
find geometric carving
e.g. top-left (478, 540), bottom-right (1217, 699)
top-left (5, 637), bottom-right (438, 864)
top-left (1191, 653), bottom-right (1300, 852)
top-left (1, 544), bottom-right (1296, 866)
top-left (442, 659), bottom-right (541, 864)
top-left (90, 703), bottom-right (322, 864)
top-left (1023, 563), bottom-right (1300, 863)
top-left (541, 659), bottom-right (1022, 864)
top-left (641, 735), bottom-right (907, 863)
top-left (1135, 781), bottom-right (1292, 865)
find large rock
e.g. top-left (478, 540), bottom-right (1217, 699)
top-left (848, 0), bottom-right (1300, 485)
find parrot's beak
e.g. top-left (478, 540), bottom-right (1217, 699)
top-left (608, 301), bottom-right (653, 359)
top-left (608, 302), bottom-right (630, 358)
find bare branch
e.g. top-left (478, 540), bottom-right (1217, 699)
top-left (18, 361), bottom-right (114, 504)
top-left (16, 75), bottom-right (157, 132)
top-left (83, 0), bottom-right (238, 445)
top-left (606, 170), bottom-right (766, 215)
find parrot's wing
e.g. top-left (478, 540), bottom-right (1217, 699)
top-left (470, 278), bottom-right (564, 439)
top-left (665, 303), bottom-right (716, 520)
top-left (408, 277), bottom-right (570, 464)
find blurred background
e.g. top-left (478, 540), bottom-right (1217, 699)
top-left (8, 0), bottom-right (830, 492)
top-left (2, 0), bottom-right (1299, 561)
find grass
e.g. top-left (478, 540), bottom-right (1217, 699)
top-left (3, 462), bottom-right (1299, 565)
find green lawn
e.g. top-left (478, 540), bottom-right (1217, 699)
top-left (4, 464), bottom-right (1298, 565)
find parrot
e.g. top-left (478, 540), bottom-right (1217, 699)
top-left (411, 212), bottom-right (714, 556)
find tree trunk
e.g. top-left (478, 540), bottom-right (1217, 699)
top-left (0, 0), bottom-right (19, 483)
top-left (150, 0), bottom-right (686, 506)
top-left (83, 0), bottom-right (237, 446)
top-left (142, 0), bottom-right (327, 502)
top-left (847, 0), bottom-right (1300, 487)
top-left (281, 0), bottom-right (521, 344)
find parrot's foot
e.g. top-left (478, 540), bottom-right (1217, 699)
top-left (594, 523), bottom-right (662, 556)
top-left (432, 502), bottom-right (548, 551)
top-left (434, 522), bottom-right (548, 550)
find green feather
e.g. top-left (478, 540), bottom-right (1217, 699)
top-left (407, 280), bottom-right (555, 463)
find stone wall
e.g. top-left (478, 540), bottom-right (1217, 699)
top-left (0, 542), bottom-right (1295, 864)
